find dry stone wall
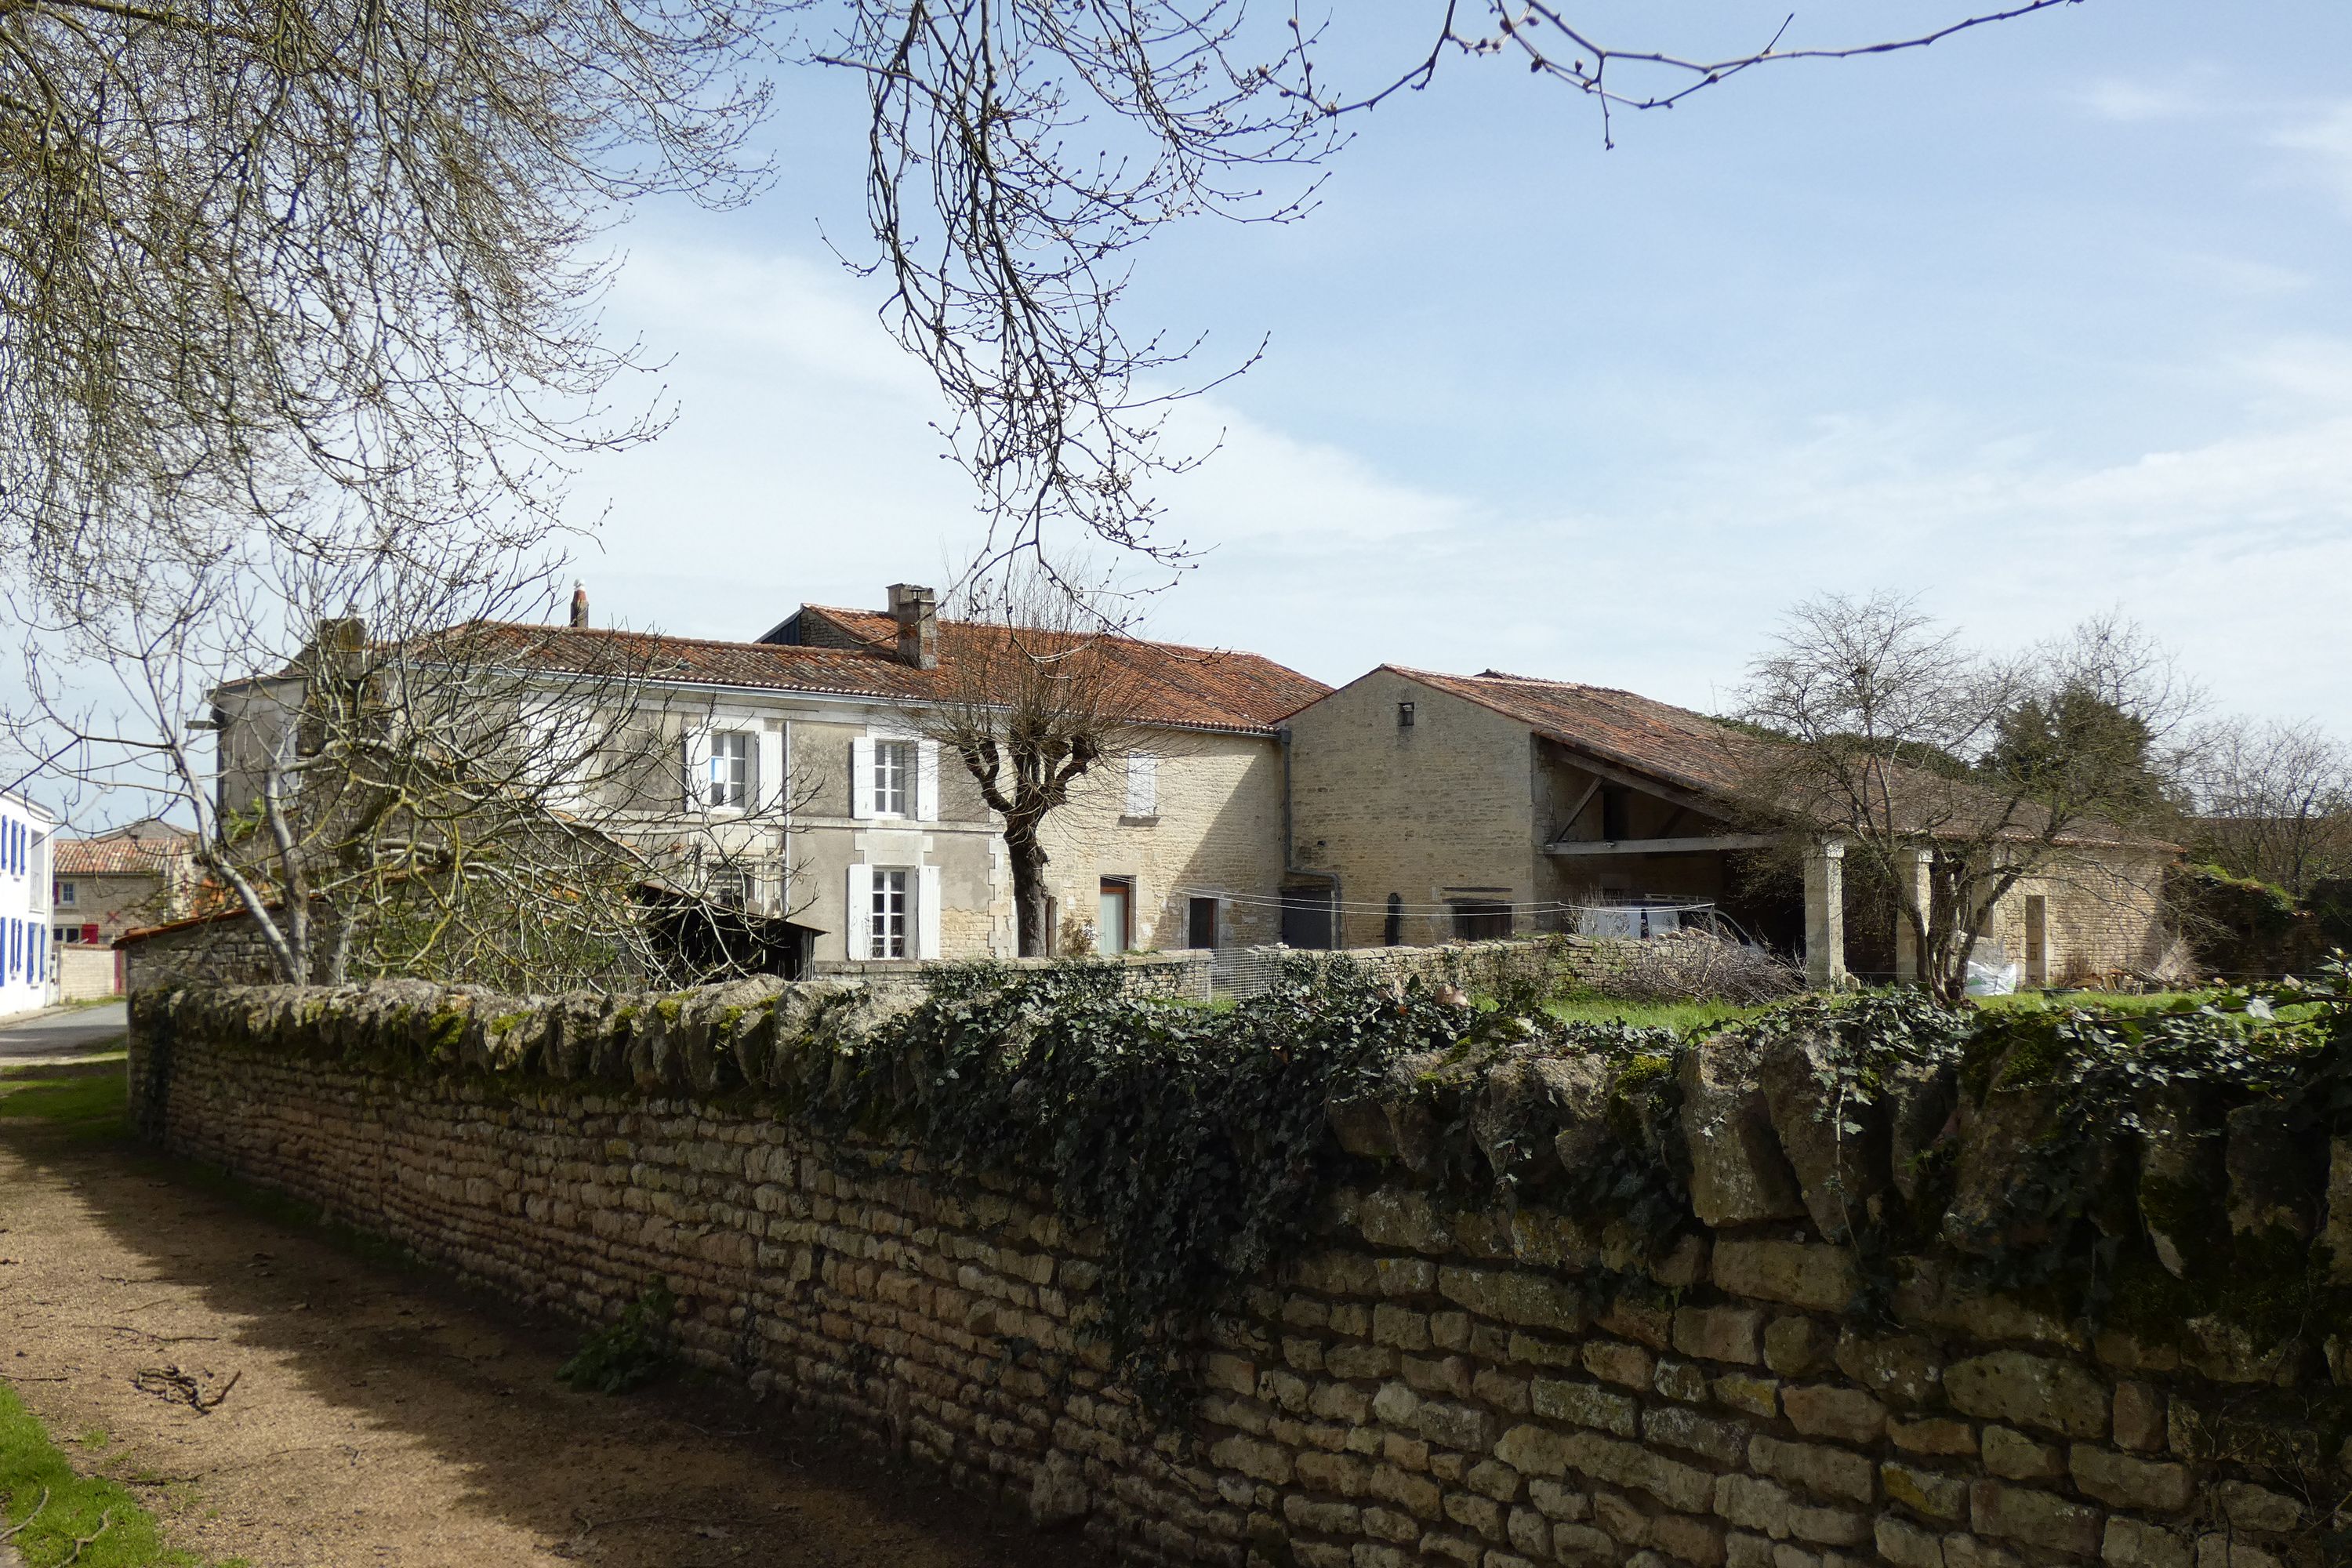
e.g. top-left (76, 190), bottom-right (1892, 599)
top-left (128, 980), bottom-right (2352, 1568)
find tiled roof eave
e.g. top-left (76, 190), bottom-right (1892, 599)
top-left (477, 661), bottom-right (1290, 738)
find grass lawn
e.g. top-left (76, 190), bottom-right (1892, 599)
top-left (1976, 989), bottom-right (2226, 1014)
top-left (0, 1385), bottom-right (223, 1568)
top-left (0, 1063), bottom-right (236, 1566)
top-left (0, 1057), bottom-right (130, 1141)
top-left (1539, 996), bottom-right (1769, 1033)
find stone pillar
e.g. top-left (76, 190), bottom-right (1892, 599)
top-left (1803, 839), bottom-right (1847, 990)
top-left (1893, 844), bottom-right (1933, 986)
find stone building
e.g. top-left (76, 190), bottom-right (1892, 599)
top-left (49, 818), bottom-right (198, 947)
top-left (1279, 666), bottom-right (2179, 986)
top-left (209, 585), bottom-right (1328, 971)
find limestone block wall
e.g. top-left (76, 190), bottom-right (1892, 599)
top-left (1029, 731), bottom-right (1290, 955)
top-left (1287, 671), bottom-right (1544, 950)
top-left (129, 983), bottom-right (2351, 1568)
top-left (1980, 851), bottom-right (2184, 985)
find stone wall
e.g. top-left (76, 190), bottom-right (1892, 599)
top-left (129, 982), bottom-right (2350, 1568)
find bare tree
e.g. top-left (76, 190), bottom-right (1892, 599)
top-left (10, 534), bottom-right (809, 990)
top-left (1739, 593), bottom-right (2194, 1004)
top-left (1, 0), bottom-right (794, 627)
top-left (826, 1), bottom-right (2089, 578)
top-left (911, 565), bottom-right (1160, 956)
top-left (2187, 718), bottom-right (2352, 895)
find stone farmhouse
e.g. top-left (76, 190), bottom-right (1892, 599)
top-left (1279, 665), bottom-right (2178, 988)
top-left (195, 589), bottom-right (2178, 987)
top-left (211, 585), bottom-right (1330, 973)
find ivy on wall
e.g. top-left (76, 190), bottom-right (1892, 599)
top-left (136, 951), bottom-right (2352, 1405)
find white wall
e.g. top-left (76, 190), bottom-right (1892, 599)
top-left (0, 792), bottom-right (59, 1018)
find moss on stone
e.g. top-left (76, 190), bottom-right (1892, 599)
top-left (427, 1007), bottom-right (469, 1058)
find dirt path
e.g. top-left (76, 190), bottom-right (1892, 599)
top-left (0, 1063), bottom-right (1053, 1568)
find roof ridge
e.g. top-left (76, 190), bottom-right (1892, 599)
top-left (804, 604), bottom-right (1280, 664)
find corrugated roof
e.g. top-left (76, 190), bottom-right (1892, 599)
top-left (455, 614), bottom-right (1330, 735)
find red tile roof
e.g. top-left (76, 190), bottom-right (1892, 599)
top-left (53, 832), bottom-right (192, 877)
top-left (1364, 666), bottom-right (2163, 850)
top-left (1389, 666), bottom-right (1768, 800)
top-left (456, 614), bottom-right (1329, 735)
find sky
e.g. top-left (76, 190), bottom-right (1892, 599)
top-left (554, 1), bottom-right (2352, 736)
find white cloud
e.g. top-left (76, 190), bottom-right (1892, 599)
top-left (2273, 101), bottom-right (2352, 212)
top-left (2075, 77), bottom-right (2209, 124)
top-left (566, 240), bottom-right (2352, 735)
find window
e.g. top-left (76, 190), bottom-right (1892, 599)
top-left (1600, 786), bottom-right (1631, 841)
top-left (1124, 751), bottom-right (1158, 818)
top-left (1186, 896), bottom-right (1218, 950)
top-left (54, 926), bottom-right (78, 946)
top-left (873, 740), bottom-right (912, 817)
top-left (1397, 702), bottom-right (1415, 729)
top-left (710, 869), bottom-right (753, 909)
top-left (1452, 901), bottom-right (1513, 942)
top-left (869, 868), bottom-right (910, 959)
top-left (54, 880), bottom-right (75, 907)
top-left (706, 731), bottom-right (755, 808)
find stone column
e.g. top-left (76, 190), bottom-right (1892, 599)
top-left (1893, 844), bottom-right (1933, 986)
top-left (1803, 839), bottom-right (1847, 990)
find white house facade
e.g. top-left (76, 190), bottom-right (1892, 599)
top-left (1, 787), bottom-right (59, 1018)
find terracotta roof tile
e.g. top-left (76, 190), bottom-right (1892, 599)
top-left (1389, 666), bottom-right (1768, 799)
top-left (457, 614), bottom-right (1329, 735)
top-left (1374, 666), bottom-right (2164, 851)
top-left (53, 833), bottom-right (191, 877)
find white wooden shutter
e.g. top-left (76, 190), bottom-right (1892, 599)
top-left (917, 865), bottom-right (942, 960)
top-left (916, 740), bottom-right (941, 822)
top-left (850, 736), bottom-right (875, 820)
top-left (681, 729), bottom-right (712, 812)
top-left (757, 724), bottom-right (786, 813)
top-left (1126, 751), bottom-right (1158, 816)
top-left (846, 863), bottom-right (873, 960)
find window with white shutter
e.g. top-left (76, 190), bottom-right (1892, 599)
top-left (850, 737), bottom-right (876, 820)
top-left (681, 730), bottom-right (713, 812)
top-left (1125, 751), bottom-right (1158, 818)
top-left (916, 740), bottom-right (940, 822)
top-left (846, 864), bottom-right (873, 956)
top-left (917, 866), bottom-right (942, 960)
top-left (873, 740), bottom-right (912, 816)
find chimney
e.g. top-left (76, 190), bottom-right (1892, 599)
top-left (570, 581), bottom-right (589, 628)
top-left (887, 583), bottom-right (938, 670)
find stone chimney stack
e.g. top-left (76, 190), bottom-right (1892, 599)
top-left (570, 581), bottom-right (589, 628)
top-left (888, 583), bottom-right (938, 670)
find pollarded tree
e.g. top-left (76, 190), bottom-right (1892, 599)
top-left (1739, 593), bottom-right (2195, 1004)
top-left (912, 567), bottom-right (1161, 957)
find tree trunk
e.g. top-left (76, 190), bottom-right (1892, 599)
top-left (1007, 825), bottom-right (1051, 958)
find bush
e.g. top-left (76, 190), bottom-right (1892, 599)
top-left (1581, 931), bottom-right (1804, 1007)
top-left (2168, 863), bottom-right (2322, 978)
top-left (557, 1283), bottom-right (676, 1394)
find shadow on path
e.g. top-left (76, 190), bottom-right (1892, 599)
top-left (0, 1082), bottom-right (1058, 1568)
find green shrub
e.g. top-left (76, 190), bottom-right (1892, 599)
top-left (557, 1283), bottom-right (676, 1394)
